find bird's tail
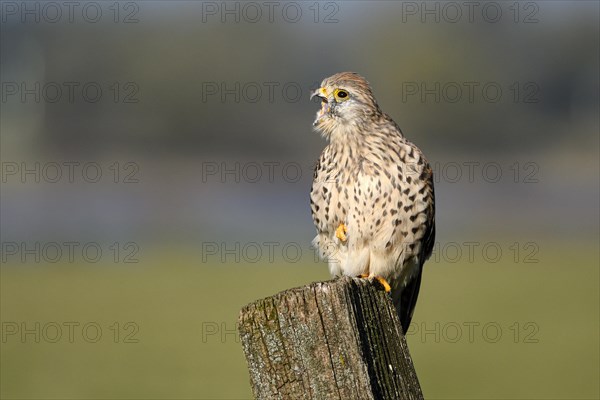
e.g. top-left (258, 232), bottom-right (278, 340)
top-left (391, 267), bottom-right (423, 335)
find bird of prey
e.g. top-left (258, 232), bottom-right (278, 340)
top-left (310, 72), bottom-right (435, 333)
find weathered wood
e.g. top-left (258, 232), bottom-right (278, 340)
top-left (238, 276), bottom-right (423, 400)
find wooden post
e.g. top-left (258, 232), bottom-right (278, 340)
top-left (238, 276), bottom-right (423, 400)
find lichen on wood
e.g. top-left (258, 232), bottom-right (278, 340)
top-left (238, 276), bottom-right (424, 400)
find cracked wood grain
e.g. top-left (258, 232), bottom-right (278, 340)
top-left (238, 276), bottom-right (424, 400)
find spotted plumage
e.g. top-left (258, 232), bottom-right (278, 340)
top-left (310, 72), bottom-right (435, 333)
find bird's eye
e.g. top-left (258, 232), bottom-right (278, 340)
top-left (334, 89), bottom-right (349, 101)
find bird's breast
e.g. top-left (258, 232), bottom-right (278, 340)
top-left (310, 160), bottom-right (355, 235)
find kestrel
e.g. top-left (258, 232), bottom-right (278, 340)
top-left (310, 72), bottom-right (435, 333)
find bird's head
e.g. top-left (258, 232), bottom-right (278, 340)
top-left (311, 72), bottom-right (380, 138)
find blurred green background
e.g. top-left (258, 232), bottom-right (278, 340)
top-left (1, 1), bottom-right (598, 399)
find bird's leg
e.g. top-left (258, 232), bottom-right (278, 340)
top-left (335, 223), bottom-right (347, 242)
top-left (358, 274), bottom-right (391, 293)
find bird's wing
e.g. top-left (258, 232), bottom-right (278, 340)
top-left (420, 164), bottom-right (436, 261)
top-left (398, 163), bottom-right (436, 333)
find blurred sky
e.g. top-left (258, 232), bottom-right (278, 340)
top-left (1, 0), bottom-right (598, 248)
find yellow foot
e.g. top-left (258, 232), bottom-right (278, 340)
top-left (358, 274), bottom-right (392, 293)
top-left (374, 276), bottom-right (392, 292)
top-left (335, 223), bottom-right (347, 242)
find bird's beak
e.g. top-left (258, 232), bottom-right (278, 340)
top-left (310, 87), bottom-right (328, 101)
top-left (312, 87), bottom-right (330, 126)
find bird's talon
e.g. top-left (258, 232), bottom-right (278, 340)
top-left (375, 276), bottom-right (392, 292)
top-left (357, 274), bottom-right (392, 293)
top-left (335, 223), bottom-right (348, 242)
